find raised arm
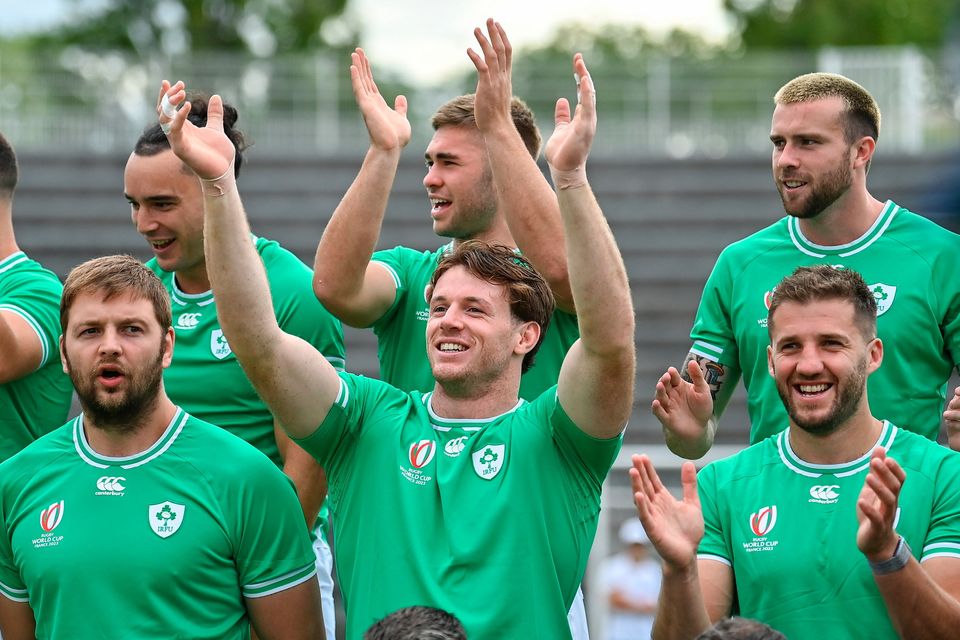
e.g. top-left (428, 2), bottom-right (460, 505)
top-left (0, 312), bottom-right (43, 383)
top-left (468, 19), bottom-right (573, 312)
top-left (630, 455), bottom-right (732, 640)
top-left (549, 54), bottom-right (634, 438)
top-left (312, 49), bottom-right (410, 328)
top-left (857, 448), bottom-right (960, 638)
top-left (158, 80), bottom-right (340, 438)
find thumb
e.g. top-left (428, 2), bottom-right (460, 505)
top-left (687, 358), bottom-right (709, 392)
top-left (394, 95), bottom-right (408, 117)
top-left (554, 97), bottom-right (571, 126)
top-left (206, 95), bottom-right (225, 132)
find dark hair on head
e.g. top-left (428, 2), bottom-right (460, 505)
top-left (133, 94), bottom-right (248, 178)
top-left (0, 132), bottom-right (18, 198)
top-left (696, 616), bottom-right (787, 640)
top-left (431, 93), bottom-right (542, 160)
top-left (61, 255), bottom-right (172, 333)
top-left (364, 606), bottom-right (467, 640)
top-left (767, 265), bottom-right (877, 340)
top-left (430, 240), bottom-right (554, 374)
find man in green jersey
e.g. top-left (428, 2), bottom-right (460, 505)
top-left (0, 132), bottom-right (72, 461)
top-left (660, 72), bottom-right (960, 458)
top-left (312, 19), bottom-right (579, 401)
top-left (160, 47), bottom-right (634, 640)
top-left (313, 22), bottom-right (589, 634)
top-left (635, 265), bottom-right (960, 640)
top-left (124, 94), bottom-right (344, 639)
top-left (0, 255), bottom-right (323, 640)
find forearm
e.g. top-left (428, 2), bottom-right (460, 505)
top-left (557, 183), bottom-right (633, 355)
top-left (202, 174), bottom-right (281, 363)
top-left (313, 146), bottom-right (400, 305)
top-left (873, 559), bottom-right (960, 638)
top-left (484, 126), bottom-right (573, 310)
top-left (652, 563), bottom-right (712, 640)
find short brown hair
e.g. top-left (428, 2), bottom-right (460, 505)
top-left (767, 265), bottom-right (877, 340)
top-left (0, 132), bottom-right (18, 199)
top-left (775, 72), bottom-right (881, 145)
top-left (61, 255), bottom-right (172, 332)
top-left (429, 240), bottom-right (555, 374)
top-left (431, 94), bottom-right (542, 160)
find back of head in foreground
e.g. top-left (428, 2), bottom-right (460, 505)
top-left (364, 606), bottom-right (467, 640)
top-left (696, 616), bottom-right (787, 640)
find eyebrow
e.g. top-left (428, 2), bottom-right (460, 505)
top-left (424, 151), bottom-right (461, 162)
top-left (124, 193), bottom-right (179, 203)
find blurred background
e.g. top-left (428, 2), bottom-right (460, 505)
top-left (3, 0), bottom-right (959, 637)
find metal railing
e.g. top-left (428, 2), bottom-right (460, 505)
top-left (1, 45), bottom-right (957, 156)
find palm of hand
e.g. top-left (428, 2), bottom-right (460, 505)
top-left (545, 117), bottom-right (592, 172)
top-left (361, 95), bottom-right (410, 150)
top-left (176, 120), bottom-right (234, 180)
top-left (648, 494), bottom-right (704, 567)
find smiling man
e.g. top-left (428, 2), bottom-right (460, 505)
top-left (659, 72), bottom-right (960, 458)
top-left (0, 256), bottom-right (323, 640)
top-left (124, 95), bottom-right (344, 640)
top-left (637, 265), bottom-right (960, 640)
top-left (159, 48), bottom-right (634, 639)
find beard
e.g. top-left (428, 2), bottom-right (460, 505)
top-left (777, 357), bottom-right (868, 437)
top-left (778, 157), bottom-right (852, 219)
top-left (67, 344), bottom-right (166, 434)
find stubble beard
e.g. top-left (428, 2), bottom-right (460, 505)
top-left (779, 157), bottom-right (853, 220)
top-left (778, 358), bottom-right (868, 437)
top-left (67, 346), bottom-right (166, 435)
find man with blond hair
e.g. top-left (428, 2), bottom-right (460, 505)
top-left (659, 72), bottom-right (960, 458)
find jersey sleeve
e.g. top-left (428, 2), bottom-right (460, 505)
top-left (0, 476), bottom-right (28, 602)
top-left (0, 264), bottom-right (63, 371)
top-left (696, 463), bottom-right (732, 565)
top-left (262, 239), bottom-right (347, 371)
top-left (548, 388), bottom-right (623, 485)
top-left (920, 453), bottom-right (960, 563)
top-left (292, 373), bottom-right (397, 471)
top-left (231, 456), bottom-right (317, 598)
top-left (689, 250), bottom-right (738, 367)
top-left (371, 246), bottom-right (419, 328)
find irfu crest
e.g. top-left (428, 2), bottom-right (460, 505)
top-left (472, 444), bottom-right (505, 480)
top-left (210, 329), bottom-right (232, 360)
top-left (149, 502), bottom-right (185, 538)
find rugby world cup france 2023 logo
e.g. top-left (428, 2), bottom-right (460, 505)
top-left (743, 505), bottom-right (779, 553)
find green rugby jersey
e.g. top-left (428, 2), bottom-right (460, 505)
top-left (296, 374), bottom-right (622, 639)
top-left (148, 236), bottom-right (346, 464)
top-left (0, 408), bottom-right (317, 639)
top-left (0, 251), bottom-right (72, 461)
top-left (372, 245), bottom-right (580, 399)
top-left (691, 201), bottom-right (960, 443)
top-left (697, 422), bottom-right (960, 639)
